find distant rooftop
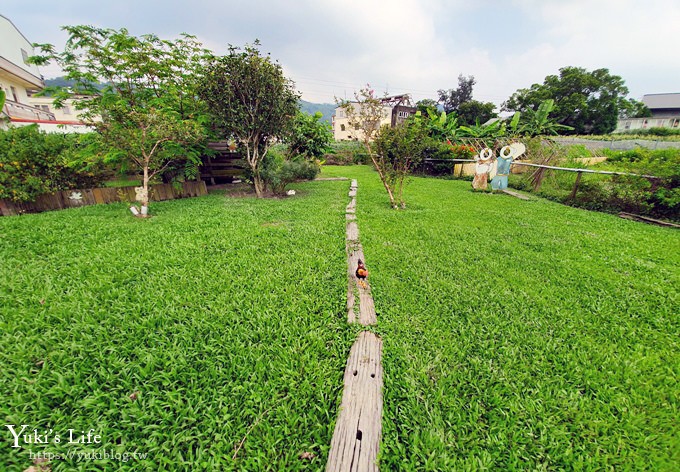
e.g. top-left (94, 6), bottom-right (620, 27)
top-left (642, 93), bottom-right (680, 110)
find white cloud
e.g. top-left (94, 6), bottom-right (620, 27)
top-left (4, 0), bottom-right (679, 105)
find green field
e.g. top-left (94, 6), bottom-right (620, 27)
top-left (0, 181), bottom-right (355, 471)
top-left (2, 166), bottom-right (679, 470)
top-left (322, 166), bottom-right (679, 470)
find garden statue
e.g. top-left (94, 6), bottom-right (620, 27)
top-left (490, 142), bottom-right (526, 191)
top-left (134, 186), bottom-right (148, 203)
top-left (472, 148), bottom-right (494, 190)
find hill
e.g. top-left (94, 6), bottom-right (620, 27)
top-left (299, 100), bottom-right (336, 124)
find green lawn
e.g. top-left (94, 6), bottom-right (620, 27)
top-left (2, 167), bottom-right (678, 470)
top-left (324, 166), bottom-right (679, 470)
top-left (0, 181), bottom-right (356, 471)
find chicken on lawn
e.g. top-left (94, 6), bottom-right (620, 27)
top-left (356, 259), bottom-right (368, 289)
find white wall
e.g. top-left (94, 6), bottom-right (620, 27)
top-left (0, 15), bottom-right (42, 79)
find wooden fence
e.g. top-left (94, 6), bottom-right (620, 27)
top-left (202, 141), bottom-right (246, 184)
top-left (0, 181), bottom-right (208, 216)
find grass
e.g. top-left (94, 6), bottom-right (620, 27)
top-left (103, 176), bottom-right (143, 188)
top-left (3, 166), bottom-right (679, 470)
top-left (323, 165), bottom-right (680, 470)
top-left (0, 180), bottom-right (356, 471)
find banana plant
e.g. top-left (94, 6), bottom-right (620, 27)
top-left (519, 99), bottom-right (573, 136)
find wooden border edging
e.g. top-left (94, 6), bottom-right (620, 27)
top-left (327, 178), bottom-right (383, 472)
top-left (0, 181), bottom-right (208, 216)
top-left (619, 212), bottom-right (680, 228)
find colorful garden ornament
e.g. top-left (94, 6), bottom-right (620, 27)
top-left (490, 143), bottom-right (526, 191)
top-left (472, 148), bottom-right (494, 190)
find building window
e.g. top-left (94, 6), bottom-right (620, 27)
top-left (10, 86), bottom-right (18, 102)
top-left (39, 105), bottom-right (50, 112)
top-left (340, 124), bottom-right (346, 131)
top-left (21, 48), bottom-right (29, 64)
top-left (62, 106), bottom-right (72, 115)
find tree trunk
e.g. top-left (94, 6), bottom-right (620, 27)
top-left (141, 165), bottom-right (150, 215)
top-left (370, 155), bottom-right (397, 208)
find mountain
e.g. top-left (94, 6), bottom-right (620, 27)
top-left (299, 100), bottom-right (336, 124)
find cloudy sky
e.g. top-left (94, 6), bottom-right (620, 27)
top-left (3, 0), bottom-right (678, 107)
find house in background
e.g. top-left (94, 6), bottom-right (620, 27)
top-left (332, 94), bottom-right (416, 141)
top-left (0, 14), bottom-right (90, 133)
top-left (616, 93), bottom-right (680, 132)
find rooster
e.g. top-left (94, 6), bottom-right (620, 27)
top-left (355, 259), bottom-right (368, 289)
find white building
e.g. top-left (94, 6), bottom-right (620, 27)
top-left (332, 94), bottom-right (417, 141)
top-left (616, 93), bottom-right (680, 132)
top-left (0, 14), bottom-right (90, 132)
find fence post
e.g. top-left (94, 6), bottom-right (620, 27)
top-left (570, 171), bottom-right (583, 200)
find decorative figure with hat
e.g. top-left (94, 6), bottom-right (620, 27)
top-left (490, 142), bottom-right (526, 191)
top-left (472, 147), bottom-right (494, 190)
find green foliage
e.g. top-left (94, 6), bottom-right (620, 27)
top-left (437, 74), bottom-right (497, 126)
top-left (620, 98), bottom-right (651, 119)
top-left (415, 98), bottom-right (438, 115)
top-left (503, 66), bottom-right (632, 134)
top-left (198, 42), bottom-right (300, 197)
top-left (322, 165), bottom-right (679, 470)
top-left (456, 100), bottom-right (497, 126)
top-left (614, 127), bottom-right (680, 137)
top-left (512, 147), bottom-right (680, 219)
top-left (419, 109), bottom-right (459, 141)
top-left (260, 147), bottom-right (320, 194)
top-left (0, 181), bottom-right (355, 470)
top-left (32, 26), bottom-right (209, 210)
top-left (373, 120), bottom-right (429, 208)
top-left (517, 99), bottom-right (574, 136)
top-left (0, 125), bottom-right (107, 202)
top-left (323, 141), bottom-right (370, 165)
top-left (287, 111), bottom-right (332, 160)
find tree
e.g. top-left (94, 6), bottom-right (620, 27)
top-left (456, 100), bottom-right (497, 126)
top-left (437, 74), bottom-right (497, 126)
top-left (503, 66), bottom-right (632, 134)
top-left (438, 74), bottom-right (475, 113)
top-left (338, 85), bottom-right (401, 204)
top-left (287, 111), bottom-right (332, 160)
top-left (31, 26), bottom-right (207, 215)
top-left (416, 98), bottom-right (438, 115)
top-left (620, 98), bottom-right (651, 119)
top-left (373, 119), bottom-right (428, 209)
top-left (198, 42), bottom-right (300, 197)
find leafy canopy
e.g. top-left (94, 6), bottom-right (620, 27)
top-left (30, 26), bottom-right (208, 210)
top-left (503, 66), bottom-right (632, 134)
top-left (198, 42), bottom-right (300, 197)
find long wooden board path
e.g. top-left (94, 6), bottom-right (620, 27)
top-left (327, 179), bottom-right (384, 472)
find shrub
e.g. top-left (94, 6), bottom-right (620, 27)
top-left (0, 125), bottom-right (108, 203)
top-left (260, 148), bottom-right (320, 194)
top-left (323, 141), bottom-right (369, 165)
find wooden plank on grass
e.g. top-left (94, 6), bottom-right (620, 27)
top-left (347, 221), bottom-right (359, 241)
top-left (619, 212), bottom-right (680, 228)
top-left (502, 189), bottom-right (532, 201)
top-left (327, 331), bottom-right (383, 472)
top-left (346, 198), bottom-right (356, 214)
